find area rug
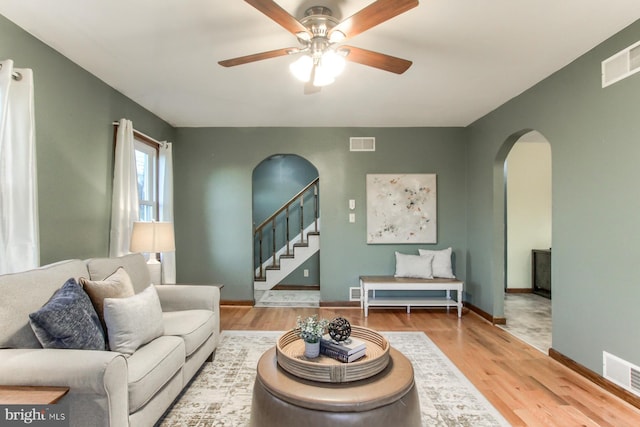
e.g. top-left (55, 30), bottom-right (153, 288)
top-left (254, 290), bottom-right (320, 308)
top-left (158, 331), bottom-right (510, 427)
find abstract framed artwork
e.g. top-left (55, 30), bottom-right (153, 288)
top-left (366, 174), bottom-right (437, 244)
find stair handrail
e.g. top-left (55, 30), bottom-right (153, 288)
top-left (254, 177), bottom-right (319, 232)
top-left (254, 177), bottom-right (319, 280)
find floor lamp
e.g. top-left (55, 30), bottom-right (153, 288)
top-left (130, 221), bottom-right (175, 285)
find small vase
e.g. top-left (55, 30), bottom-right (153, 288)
top-left (304, 340), bottom-right (320, 358)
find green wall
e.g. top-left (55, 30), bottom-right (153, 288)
top-left (173, 127), bottom-right (468, 301)
top-left (0, 14), bottom-right (174, 263)
top-left (5, 7), bottom-right (640, 380)
top-left (466, 19), bottom-right (640, 374)
top-left (280, 254), bottom-right (320, 286)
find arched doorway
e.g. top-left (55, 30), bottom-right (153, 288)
top-left (494, 130), bottom-right (552, 352)
top-left (252, 154), bottom-right (320, 307)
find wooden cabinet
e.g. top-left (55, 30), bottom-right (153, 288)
top-left (532, 249), bottom-right (551, 298)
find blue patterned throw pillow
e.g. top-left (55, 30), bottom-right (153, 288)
top-left (29, 278), bottom-right (106, 350)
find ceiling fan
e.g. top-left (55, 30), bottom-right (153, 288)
top-left (218, 0), bottom-right (419, 92)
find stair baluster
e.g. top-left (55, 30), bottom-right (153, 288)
top-left (286, 207), bottom-right (290, 256)
top-left (299, 194), bottom-right (304, 243)
top-left (271, 218), bottom-right (277, 268)
top-left (257, 227), bottom-right (264, 280)
top-left (314, 184), bottom-right (318, 233)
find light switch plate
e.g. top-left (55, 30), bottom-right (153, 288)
top-left (349, 199), bottom-right (356, 210)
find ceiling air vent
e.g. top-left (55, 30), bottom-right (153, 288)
top-left (603, 351), bottom-right (640, 396)
top-left (350, 137), bottom-right (375, 152)
top-left (602, 40), bottom-right (640, 87)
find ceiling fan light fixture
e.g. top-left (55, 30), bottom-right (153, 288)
top-left (313, 65), bottom-right (335, 87)
top-left (328, 30), bottom-right (346, 43)
top-left (289, 55), bottom-right (313, 82)
top-left (296, 31), bottom-right (311, 41)
top-left (321, 50), bottom-right (346, 77)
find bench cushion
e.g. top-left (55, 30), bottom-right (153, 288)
top-left (361, 276), bottom-right (462, 286)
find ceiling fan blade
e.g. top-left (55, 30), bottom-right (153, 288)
top-left (330, 0), bottom-right (419, 41)
top-left (340, 46), bottom-right (412, 74)
top-left (218, 47), bottom-right (297, 67)
top-left (245, 0), bottom-right (311, 38)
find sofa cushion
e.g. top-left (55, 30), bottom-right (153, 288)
top-left (80, 267), bottom-right (135, 332)
top-left (104, 285), bottom-right (164, 355)
top-left (162, 310), bottom-right (215, 357)
top-left (0, 259), bottom-right (90, 349)
top-left (86, 253), bottom-right (151, 293)
top-left (28, 278), bottom-right (106, 350)
top-left (126, 335), bottom-right (184, 413)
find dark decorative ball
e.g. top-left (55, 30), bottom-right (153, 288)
top-left (328, 317), bottom-right (351, 342)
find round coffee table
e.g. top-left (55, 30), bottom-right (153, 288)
top-left (249, 347), bottom-right (421, 427)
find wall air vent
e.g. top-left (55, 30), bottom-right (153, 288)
top-left (349, 287), bottom-right (361, 301)
top-left (603, 351), bottom-right (640, 397)
top-left (602, 40), bottom-right (640, 87)
top-left (350, 137), bottom-right (375, 152)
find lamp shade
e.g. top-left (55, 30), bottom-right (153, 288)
top-left (130, 221), bottom-right (175, 253)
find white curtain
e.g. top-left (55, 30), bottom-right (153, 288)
top-left (109, 118), bottom-right (139, 257)
top-left (0, 59), bottom-right (39, 274)
top-left (159, 142), bottom-right (176, 283)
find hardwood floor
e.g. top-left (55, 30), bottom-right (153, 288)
top-left (221, 306), bottom-right (640, 426)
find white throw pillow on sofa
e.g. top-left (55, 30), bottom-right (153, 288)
top-left (418, 247), bottom-right (455, 278)
top-left (394, 252), bottom-right (434, 279)
top-left (103, 285), bottom-right (164, 355)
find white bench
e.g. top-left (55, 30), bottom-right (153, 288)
top-left (359, 276), bottom-right (464, 317)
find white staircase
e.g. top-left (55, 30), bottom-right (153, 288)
top-left (254, 221), bottom-right (320, 292)
top-left (253, 177), bottom-right (320, 306)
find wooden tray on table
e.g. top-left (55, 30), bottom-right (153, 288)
top-left (275, 325), bottom-right (390, 383)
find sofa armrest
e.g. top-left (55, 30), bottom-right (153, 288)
top-left (155, 284), bottom-right (221, 312)
top-left (0, 349), bottom-right (129, 427)
top-left (0, 349), bottom-right (127, 395)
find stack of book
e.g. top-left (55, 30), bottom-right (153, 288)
top-left (319, 334), bottom-right (367, 363)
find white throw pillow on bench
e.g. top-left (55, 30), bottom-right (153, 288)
top-left (394, 252), bottom-right (435, 279)
top-left (418, 247), bottom-right (455, 278)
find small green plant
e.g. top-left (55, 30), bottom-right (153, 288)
top-left (295, 315), bottom-right (329, 343)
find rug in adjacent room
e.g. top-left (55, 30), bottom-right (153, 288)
top-left (253, 290), bottom-right (320, 308)
top-left (159, 331), bottom-right (510, 427)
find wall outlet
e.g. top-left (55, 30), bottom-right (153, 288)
top-left (349, 213), bottom-right (355, 223)
top-left (303, 269), bottom-right (309, 277)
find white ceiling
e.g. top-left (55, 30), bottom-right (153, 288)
top-left (2, 1), bottom-right (640, 127)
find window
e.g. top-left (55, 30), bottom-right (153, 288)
top-left (134, 138), bottom-right (158, 221)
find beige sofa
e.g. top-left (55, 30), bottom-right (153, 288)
top-left (0, 253), bottom-right (220, 427)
